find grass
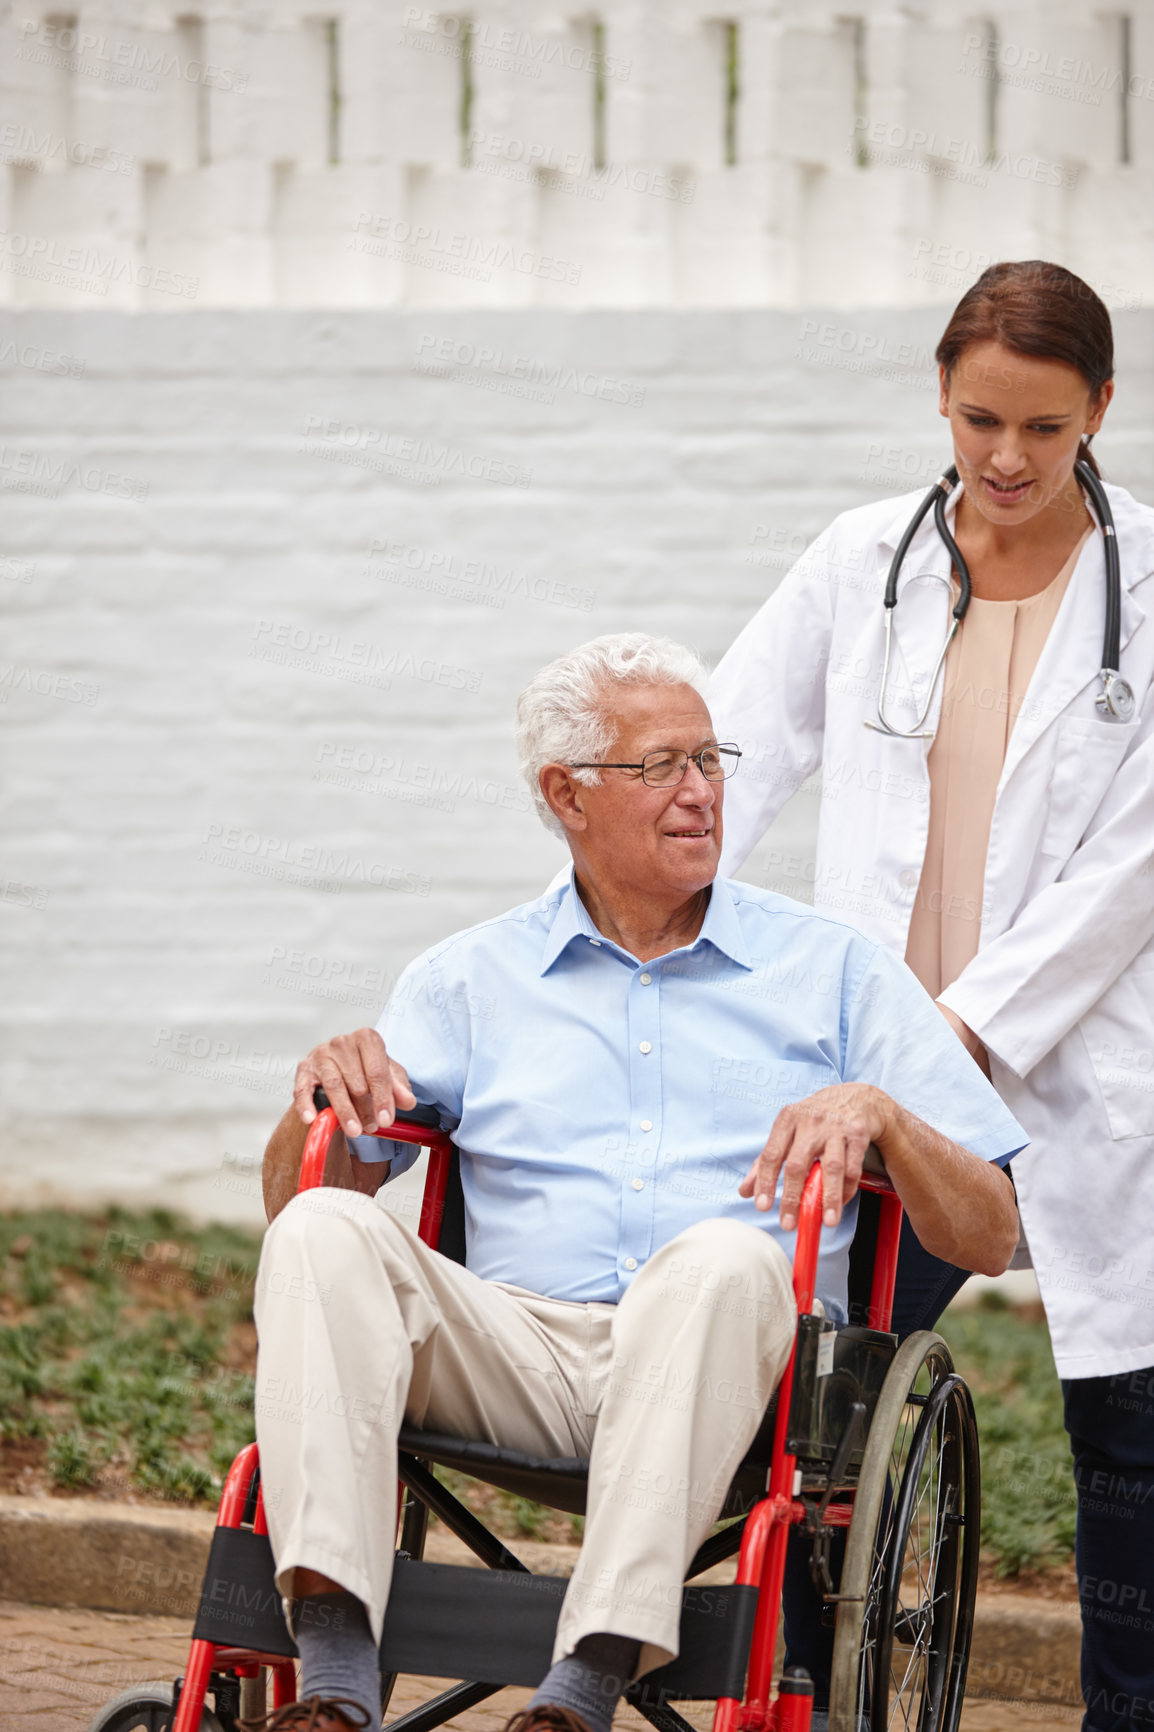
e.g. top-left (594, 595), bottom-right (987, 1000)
top-left (0, 1209), bottom-right (1074, 1575)
top-left (0, 1207), bottom-right (261, 1506)
top-left (939, 1292), bottom-right (1076, 1579)
top-left (0, 1207), bottom-right (582, 1538)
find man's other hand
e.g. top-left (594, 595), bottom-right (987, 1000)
top-left (738, 1083), bottom-right (890, 1232)
top-left (293, 1028), bottom-right (417, 1139)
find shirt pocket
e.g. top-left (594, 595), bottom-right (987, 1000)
top-left (711, 1057), bottom-right (842, 1159)
top-left (1040, 714), bottom-right (1138, 860)
top-left (1080, 952), bottom-right (1154, 1140)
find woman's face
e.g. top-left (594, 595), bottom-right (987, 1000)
top-left (939, 339), bottom-right (1112, 528)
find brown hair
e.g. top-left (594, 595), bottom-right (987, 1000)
top-left (936, 260), bottom-right (1114, 476)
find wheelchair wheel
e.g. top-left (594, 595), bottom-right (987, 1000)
top-left (828, 1331), bottom-right (980, 1732)
top-left (85, 1681), bottom-right (224, 1732)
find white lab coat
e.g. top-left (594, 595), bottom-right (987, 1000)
top-left (709, 482), bottom-right (1154, 1379)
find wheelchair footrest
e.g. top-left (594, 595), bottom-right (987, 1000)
top-left (193, 1529), bottom-right (758, 1699)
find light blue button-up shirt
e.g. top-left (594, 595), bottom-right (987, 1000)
top-left (350, 873), bottom-right (1025, 1310)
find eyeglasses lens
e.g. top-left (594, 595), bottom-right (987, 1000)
top-left (640, 748), bottom-right (734, 786)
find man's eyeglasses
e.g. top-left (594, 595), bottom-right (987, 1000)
top-left (567, 744), bottom-right (742, 788)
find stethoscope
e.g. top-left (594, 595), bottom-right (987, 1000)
top-left (867, 459), bottom-right (1135, 737)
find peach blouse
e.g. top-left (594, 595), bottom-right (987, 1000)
top-left (904, 527), bottom-right (1094, 999)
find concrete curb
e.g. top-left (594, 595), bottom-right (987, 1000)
top-left (1, 1492), bottom-right (216, 1620)
top-left (2, 1495), bottom-right (1082, 1708)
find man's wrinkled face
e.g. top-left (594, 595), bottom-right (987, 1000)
top-left (576, 684), bottom-right (724, 899)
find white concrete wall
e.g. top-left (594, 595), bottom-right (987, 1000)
top-left (1, 0), bottom-right (1152, 311)
top-left (3, 306), bottom-right (1152, 1220)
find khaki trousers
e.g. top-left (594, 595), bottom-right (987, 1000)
top-left (253, 1188), bottom-right (795, 1677)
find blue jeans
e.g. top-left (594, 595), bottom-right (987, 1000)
top-left (781, 1211), bottom-right (971, 1702)
top-left (1063, 1368), bottom-right (1154, 1732)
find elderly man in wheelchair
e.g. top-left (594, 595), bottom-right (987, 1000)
top-left (248, 633), bottom-right (1022, 1732)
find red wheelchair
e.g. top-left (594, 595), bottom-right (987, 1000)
top-left (89, 1105), bottom-right (980, 1732)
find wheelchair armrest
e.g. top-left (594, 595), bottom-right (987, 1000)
top-left (301, 1091), bottom-right (459, 1254)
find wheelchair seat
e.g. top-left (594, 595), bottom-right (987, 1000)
top-left (394, 1397), bottom-right (779, 1520)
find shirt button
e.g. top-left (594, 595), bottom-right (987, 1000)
top-left (632, 1178), bottom-right (644, 1191)
top-left (639, 1041), bottom-right (652, 1054)
top-left (589, 937), bottom-right (602, 946)
top-left (639, 1119), bottom-right (653, 1132)
top-left (639, 972), bottom-right (652, 985)
top-left (624, 1257), bottom-right (638, 1271)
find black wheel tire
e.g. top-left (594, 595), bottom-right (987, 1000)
top-left (85, 1680), bottom-right (224, 1732)
top-left (829, 1331), bottom-right (980, 1732)
top-left (870, 1372), bottom-right (980, 1729)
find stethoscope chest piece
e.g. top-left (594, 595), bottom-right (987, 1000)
top-left (1097, 670), bottom-right (1136, 721)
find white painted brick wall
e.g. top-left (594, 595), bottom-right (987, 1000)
top-left (1, 2), bottom-right (1152, 311)
top-left (1, 307), bottom-right (1152, 1222)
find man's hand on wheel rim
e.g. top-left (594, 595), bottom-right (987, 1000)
top-left (292, 1027), bottom-right (416, 1139)
top-left (738, 1083), bottom-right (890, 1232)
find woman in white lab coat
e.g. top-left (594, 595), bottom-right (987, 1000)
top-left (710, 261), bottom-right (1154, 1728)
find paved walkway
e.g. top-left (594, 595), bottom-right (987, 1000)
top-left (0, 1599), bottom-right (1079, 1732)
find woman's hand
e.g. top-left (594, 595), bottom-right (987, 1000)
top-left (937, 1003), bottom-right (992, 1078)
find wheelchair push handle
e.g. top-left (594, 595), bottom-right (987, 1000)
top-left (311, 1085), bottom-right (441, 1129)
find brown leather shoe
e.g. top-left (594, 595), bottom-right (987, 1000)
top-left (238, 1697), bottom-right (373, 1732)
top-left (501, 1708), bottom-right (594, 1732)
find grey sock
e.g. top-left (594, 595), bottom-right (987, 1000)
top-left (528, 1632), bottom-right (641, 1732)
top-left (291, 1591), bottom-right (380, 1727)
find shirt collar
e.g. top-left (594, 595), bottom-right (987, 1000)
top-left (539, 867), bottom-right (753, 975)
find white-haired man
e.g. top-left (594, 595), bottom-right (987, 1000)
top-left (252, 634), bottom-right (1023, 1732)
